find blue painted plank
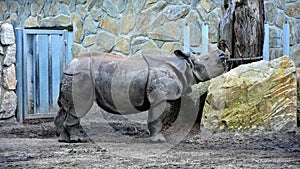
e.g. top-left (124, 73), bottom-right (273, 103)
top-left (202, 23), bottom-right (208, 54)
top-left (23, 31), bottom-right (32, 117)
top-left (263, 24), bottom-right (270, 61)
top-left (51, 35), bottom-right (63, 108)
top-left (33, 36), bottom-right (37, 114)
top-left (67, 31), bottom-right (73, 63)
top-left (15, 28), bottom-right (23, 122)
top-left (283, 23), bottom-right (290, 57)
top-left (184, 24), bottom-right (190, 53)
top-left (37, 35), bottom-right (49, 114)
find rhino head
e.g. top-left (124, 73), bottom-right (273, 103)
top-left (174, 49), bottom-right (226, 82)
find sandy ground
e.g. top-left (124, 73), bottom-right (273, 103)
top-left (0, 106), bottom-right (299, 168)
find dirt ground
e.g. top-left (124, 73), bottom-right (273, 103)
top-left (0, 106), bottom-right (299, 168)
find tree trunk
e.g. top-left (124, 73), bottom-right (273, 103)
top-left (219, 0), bottom-right (264, 69)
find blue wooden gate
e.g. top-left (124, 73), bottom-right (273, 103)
top-left (16, 29), bottom-right (73, 122)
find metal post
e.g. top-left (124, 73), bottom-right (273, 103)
top-left (263, 24), bottom-right (270, 61)
top-left (283, 23), bottom-right (290, 58)
top-left (184, 24), bottom-right (190, 53)
top-left (15, 28), bottom-right (23, 122)
top-left (202, 23), bottom-right (208, 54)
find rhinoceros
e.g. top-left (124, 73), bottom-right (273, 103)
top-left (54, 49), bottom-right (226, 142)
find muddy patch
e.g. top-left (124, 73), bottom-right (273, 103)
top-left (0, 116), bottom-right (299, 168)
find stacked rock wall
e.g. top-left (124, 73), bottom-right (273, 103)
top-left (0, 0), bottom-right (223, 57)
top-left (264, 0), bottom-right (300, 65)
top-left (0, 22), bottom-right (17, 119)
top-left (0, 1), bottom-right (299, 64)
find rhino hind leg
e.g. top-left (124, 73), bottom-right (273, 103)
top-left (55, 73), bottom-right (94, 143)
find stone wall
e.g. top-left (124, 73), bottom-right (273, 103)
top-left (0, 0), bottom-right (223, 57)
top-left (264, 0), bottom-right (300, 65)
top-left (0, 22), bottom-right (17, 119)
top-left (1, 1), bottom-right (299, 64)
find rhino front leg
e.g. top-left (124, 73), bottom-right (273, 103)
top-left (54, 108), bottom-right (70, 142)
top-left (148, 101), bottom-right (168, 142)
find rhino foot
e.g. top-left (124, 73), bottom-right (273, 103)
top-left (58, 128), bottom-right (70, 143)
top-left (150, 133), bottom-right (166, 142)
top-left (68, 126), bottom-right (89, 143)
top-left (58, 125), bottom-right (88, 143)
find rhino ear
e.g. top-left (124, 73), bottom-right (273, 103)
top-left (174, 50), bottom-right (190, 59)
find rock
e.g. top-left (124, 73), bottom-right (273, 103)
top-left (99, 16), bottom-right (118, 35)
top-left (87, 0), bottom-right (96, 11)
top-left (132, 36), bottom-right (149, 46)
top-left (69, 0), bottom-right (76, 12)
top-left (25, 17), bottom-right (39, 28)
top-left (90, 8), bottom-right (105, 21)
top-left (31, 3), bottom-right (38, 17)
top-left (0, 2), bottom-right (7, 14)
top-left (202, 56), bottom-right (297, 132)
top-left (164, 5), bottom-right (189, 21)
top-left (102, 0), bottom-right (120, 18)
top-left (145, 0), bottom-right (158, 9)
top-left (41, 17), bottom-right (56, 27)
top-left (201, 0), bottom-right (216, 13)
top-left (1, 23), bottom-right (15, 45)
top-left (49, 1), bottom-right (59, 16)
top-left (56, 15), bottom-right (71, 27)
top-left (95, 31), bottom-right (116, 52)
top-left (58, 4), bottom-right (70, 15)
top-left (4, 44), bottom-right (16, 66)
top-left (135, 0), bottom-right (146, 13)
top-left (148, 21), bottom-right (183, 41)
top-left (161, 42), bottom-right (183, 54)
top-left (274, 0), bottom-right (286, 10)
top-left (114, 0), bottom-right (126, 13)
top-left (285, 2), bottom-right (300, 19)
top-left (3, 64), bottom-right (17, 90)
top-left (72, 13), bottom-right (84, 43)
top-left (8, 1), bottom-right (18, 13)
top-left (264, 2), bottom-right (277, 25)
top-left (72, 43), bottom-right (88, 56)
top-left (141, 40), bottom-right (160, 55)
top-left (130, 36), bottom-right (149, 54)
top-left (77, 5), bottom-right (88, 19)
top-left (85, 16), bottom-right (97, 34)
top-left (37, 1), bottom-right (44, 14)
top-left (83, 35), bottom-right (96, 47)
top-left (151, 1), bottom-right (167, 12)
top-left (135, 12), bottom-right (154, 34)
top-left (134, 12), bottom-right (155, 35)
top-left (120, 15), bottom-right (135, 35)
top-left (115, 37), bottom-right (130, 54)
top-left (0, 91), bottom-right (17, 119)
top-left (275, 11), bottom-right (287, 28)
